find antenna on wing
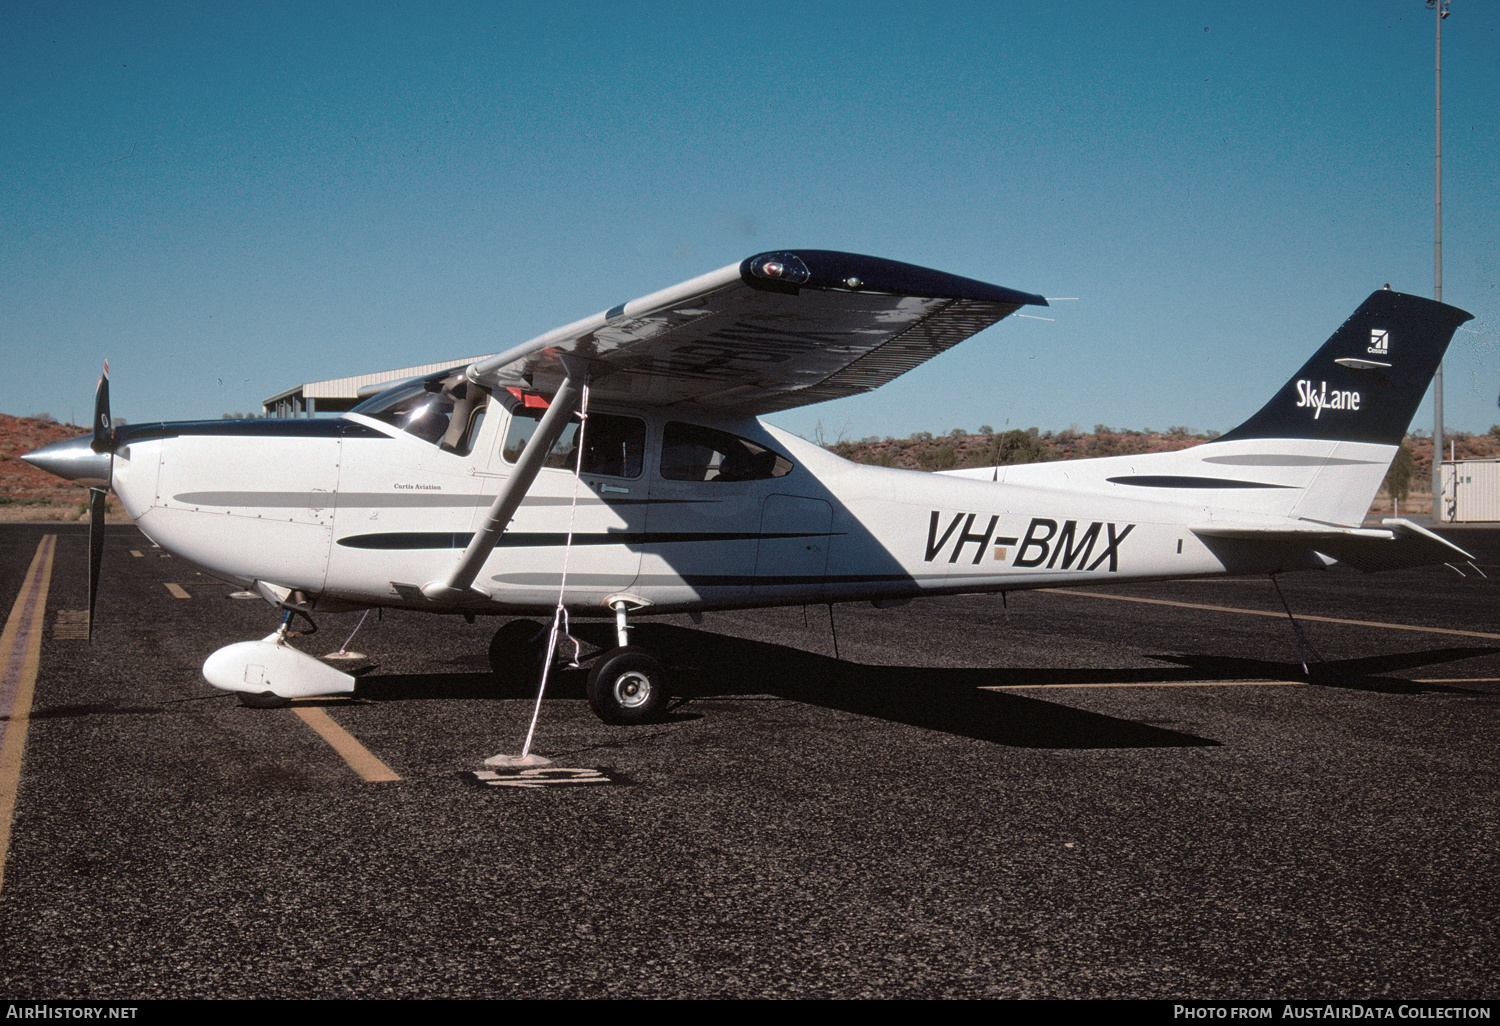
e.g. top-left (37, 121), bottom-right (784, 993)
top-left (1017, 297), bottom-right (1076, 322)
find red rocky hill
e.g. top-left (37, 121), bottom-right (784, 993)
top-left (0, 414), bottom-right (125, 520)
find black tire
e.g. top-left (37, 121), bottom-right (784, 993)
top-left (239, 691), bottom-right (290, 709)
top-left (587, 646), bottom-right (667, 725)
top-left (489, 618), bottom-right (547, 687)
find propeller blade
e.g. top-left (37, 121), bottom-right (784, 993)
top-left (91, 360), bottom-right (112, 454)
top-left (88, 487), bottom-right (106, 641)
top-left (87, 361), bottom-right (114, 639)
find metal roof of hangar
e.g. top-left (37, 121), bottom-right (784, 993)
top-left (262, 357), bottom-right (487, 415)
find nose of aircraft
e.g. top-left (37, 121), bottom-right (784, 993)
top-left (20, 435), bottom-right (113, 488)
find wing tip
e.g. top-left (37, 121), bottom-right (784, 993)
top-left (741, 250), bottom-right (1046, 307)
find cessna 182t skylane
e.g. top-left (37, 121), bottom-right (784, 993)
top-left (22, 250), bottom-right (1475, 724)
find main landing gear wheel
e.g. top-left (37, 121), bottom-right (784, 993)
top-left (587, 646), bottom-right (668, 725)
top-left (489, 619), bottom-right (547, 688)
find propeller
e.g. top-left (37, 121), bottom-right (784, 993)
top-left (18, 361), bottom-right (116, 639)
top-left (91, 359), bottom-right (113, 452)
top-left (88, 362), bottom-right (113, 640)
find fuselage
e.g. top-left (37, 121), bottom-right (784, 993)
top-left (99, 393), bottom-right (1393, 618)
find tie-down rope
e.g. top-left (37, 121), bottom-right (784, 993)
top-left (518, 376), bottom-right (590, 760)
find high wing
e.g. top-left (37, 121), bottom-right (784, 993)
top-left (464, 250), bottom-right (1046, 413)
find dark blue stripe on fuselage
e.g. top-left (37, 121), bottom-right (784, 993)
top-left (338, 530), bottom-right (837, 550)
top-left (116, 418), bottom-right (388, 445)
top-left (678, 573), bottom-right (912, 587)
top-left (1106, 476), bottom-right (1293, 489)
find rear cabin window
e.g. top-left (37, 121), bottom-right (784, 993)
top-left (659, 423), bottom-right (794, 482)
top-left (502, 408), bottom-right (645, 479)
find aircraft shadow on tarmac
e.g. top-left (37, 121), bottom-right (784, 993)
top-left (1148, 647), bottom-right (1499, 695)
top-left (349, 624), bottom-right (1499, 750)
top-left (350, 627), bottom-right (1060, 748)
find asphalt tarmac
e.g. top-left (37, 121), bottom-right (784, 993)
top-left (0, 522), bottom-right (1495, 999)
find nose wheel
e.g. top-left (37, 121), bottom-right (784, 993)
top-left (587, 646), bottom-right (668, 724)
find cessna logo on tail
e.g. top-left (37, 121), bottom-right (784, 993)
top-left (1368, 328), bottom-right (1389, 355)
top-left (1295, 380), bottom-right (1360, 419)
top-left (925, 513), bottom-right (1133, 572)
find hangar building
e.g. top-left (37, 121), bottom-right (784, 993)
top-left (261, 357), bottom-right (484, 418)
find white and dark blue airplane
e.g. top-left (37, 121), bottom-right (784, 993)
top-left (22, 250), bottom-right (1475, 723)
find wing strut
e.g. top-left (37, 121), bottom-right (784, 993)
top-left (422, 363), bottom-right (586, 602)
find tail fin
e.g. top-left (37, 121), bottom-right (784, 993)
top-left (1217, 290), bottom-right (1472, 444)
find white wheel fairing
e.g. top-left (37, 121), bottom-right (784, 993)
top-left (203, 636), bottom-right (355, 699)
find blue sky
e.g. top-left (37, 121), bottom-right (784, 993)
top-left (3, 2), bottom-right (1497, 441)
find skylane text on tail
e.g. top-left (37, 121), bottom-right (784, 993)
top-left (22, 252), bottom-right (1474, 721)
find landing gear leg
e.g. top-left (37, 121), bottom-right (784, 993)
top-left (586, 600), bottom-right (668, 724)
top-left (614, 600), bottom-right (631, 648)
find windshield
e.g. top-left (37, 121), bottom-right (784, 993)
top-left (351, 376), bottom-right (488, 454)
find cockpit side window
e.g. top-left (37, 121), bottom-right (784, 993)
top-left (350, 374), bottom-right (489, 455)
top-left (659, 422), bottom-right (794, 482)
top-left (502, 408), bottom-right (645, 479)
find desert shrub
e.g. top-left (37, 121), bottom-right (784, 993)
top-left (970, 428), bottom-right (1050, 467)
top-left (1384, 443), bottom-right (1415, 502)
top-left (917, 445), bottom-right (957, 471)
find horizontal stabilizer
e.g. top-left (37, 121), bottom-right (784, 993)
top-left (1189, 518), bottom-right (1473, 573)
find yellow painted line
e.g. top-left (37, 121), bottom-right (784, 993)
top-left (164, 583), bottom-right (191, 599)
top-left (0, 535), bottom-right (57, 897)
top-left (292, 706), bottom-right (401, 783)
top-left (988, 680), bottom-right (1307, 691)
top-left (129, 550), bottom-right (143, 558)
top-left (1039, 588), bottom-right (1500, 641)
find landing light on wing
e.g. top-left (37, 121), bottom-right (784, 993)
top-left (747, 252), bottom-right (810, 284)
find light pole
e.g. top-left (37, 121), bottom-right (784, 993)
top-left (1429, 0), bottom-right (1450, 521)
